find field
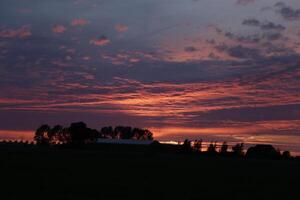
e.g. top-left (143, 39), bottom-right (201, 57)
top-left (1, 146), bottom-right (300, 200)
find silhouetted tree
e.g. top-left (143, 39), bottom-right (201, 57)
top-left (182, 139), bottom-right (192, 152)
top-left (86, 128), bottom-right (101, 143)
top-left (68, 122), bottom-right (89, 144)
top-left (220, 142), bottom-right (228, 155)
top-left (100, 126), bottom-right (114, 138)
top-left (141, 129), bottom-right (153, 140)
top-left (34, 123), bottom-right (154, 146)
top-left (34, 124), bottom-right (51, 146)
top-left (194, 140), bottom-right (202, 152)
top-left (115, 126), bottom-right (134, 139)
top-left (207, 142), bottom-right (217, 154)
top-left (246, 144), bottom-right (281, 159)
top-left (48, 125), bottom-right (63, 144)
top-left (232, 143), bottom-right (244, 157)
top-left (133, 128), bottom-right (153, 140)
top-left (282, 151), bottom-right (291, 159)
top-left (59, 127), bottom-right (71, 144)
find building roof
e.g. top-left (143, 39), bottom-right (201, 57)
top-left (96, 138), bottom-right (158, 145)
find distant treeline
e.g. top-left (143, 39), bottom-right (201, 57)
top-left (34, 122), bottom-right (153, 145)
top-left (181, 139), bottom-right (292, 159)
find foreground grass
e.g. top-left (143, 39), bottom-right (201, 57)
top-left (0, 147), bottom-right (299, 200)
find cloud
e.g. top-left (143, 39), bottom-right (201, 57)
top-left (0, 25), bottom-right (31, 39)
top-left (262, 32), bottom-right (283, 41)
top-left (115, 24), bottom-right (129, 32)
top-left (71, 19), bottom-right (90, 26)
top-left (52, 25), bottom-right (67, 34)
top-left (242, 19), bottom-right (285, 31)
top-left (260, 22), bottom-right (285, 31)
top-left (274, 2), bottom-right (300, 20)
top-left (216, 44), bottom-right (261, 59)
top-left (236, 0), bottom-right (255, 6)
top-left (90, 36), bottom-right (110, 46)
top-left (242, 18), bottom-right (260, 26)
top-left (184, 46), bottom-right (197, 52)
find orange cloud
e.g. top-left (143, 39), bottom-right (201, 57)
top-left (71, 19), bottom-right (90, 26)
top-left (0, 25), bottom-right (31, 39)
top-left (90, 36), bottom-right (110, 46)
top-left (4, 72), bottom-right (298, 120)
top-left (52, 25), bottom-right (67, 34)
top-left (115, 24), bottom-right (129, 32)
top-left (151, 120), bottom-right (300, 139)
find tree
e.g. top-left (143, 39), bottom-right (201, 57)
top-left (282, 151), bottom-right (291, 159)
top-left (232, 143), bottom-right (244, 157)
top-left (207, 142), bottom-right (217, 154)
top-left (48, 125), bottom-right (63, 144)
top-left (34, 124), bottom-right (51, 146)
top-left (140, 129), bottom-right (153, 140)
top-left (220, 142), bottom-right (228, 155)
top-left (100, 126), bottom-right (114, 138)
top-left (34, 123), bottom-right (154, 145)
top-left (246, 144), bottom-right (281, 159)
top-left (132, 128), bottom-right (153, 140)
top-left (59, 127), bottom-right (71, 144)
top-left (115, 126), bottom-right (134, 139)
top-left (194, 140), bottom-right (202, 152)
top-left (68, 122), bottom-right (89, 144)
top-left (86, 128), bottom-right (101, 143)
top-left (182, 139), bottom-right (192, 152)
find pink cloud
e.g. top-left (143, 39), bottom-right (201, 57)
top-left (90, 36), bottom-right (110, 46)
top-left (115, 24), bottom-right (129, 32)
top-left (71, 19), bottom-right (90, 26)
top-left (52, 25), bottom-right (67, 34)
top-left (0, 25), bottom-right (31, 39)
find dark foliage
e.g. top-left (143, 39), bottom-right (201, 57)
top-left (207, 142), bottom-right (218, 155)
top-left (232, 143), bottom-right (244, 157)
top-left (246, 144), bottom-right (281, 159)
top-left (220, 142), bottom-right (228, 155)
top-left (182, 139), bottom-right (192, 153)
top-left (34, 122), bottom-right (153, 145)
top-left (193, 139), bottom-right (202, 152)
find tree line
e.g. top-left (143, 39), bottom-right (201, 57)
top-left (182, 139), bottom-right (292, 159)
top-left (34, 122), bottom-right (153, 145)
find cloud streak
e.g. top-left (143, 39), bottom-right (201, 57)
top-left (0, 26), bottom-right (31, 39)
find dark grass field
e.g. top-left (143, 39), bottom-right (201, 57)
top-left (1, 146), bottom-right (300, 200)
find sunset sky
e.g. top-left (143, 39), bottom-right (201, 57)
top-left (0, 0), bottom-right (300, 153)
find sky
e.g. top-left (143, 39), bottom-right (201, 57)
top-left (0, 0), bottom-right (300, 153)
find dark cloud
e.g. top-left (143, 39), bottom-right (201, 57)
top-left (274, 2), bottom-right (300, 20)
top-left (216, 44), bottom-right (261, 59)
top-left (242, 18), bottom-right (260, 26)
top-left (260, 22), bottom-right (285, 31)
top-left (262, 32), bottom-right (283, 41)
top-left (184, 46), bottom-right (197, 52)
top-left (236, 0), bottom-right (255, 6)
top-left (262, 42), bottom-right (294, 55)
top-left (223, 31), bottom-right (260, 44)
top-left (242, 19), bottom-right (285, 31)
